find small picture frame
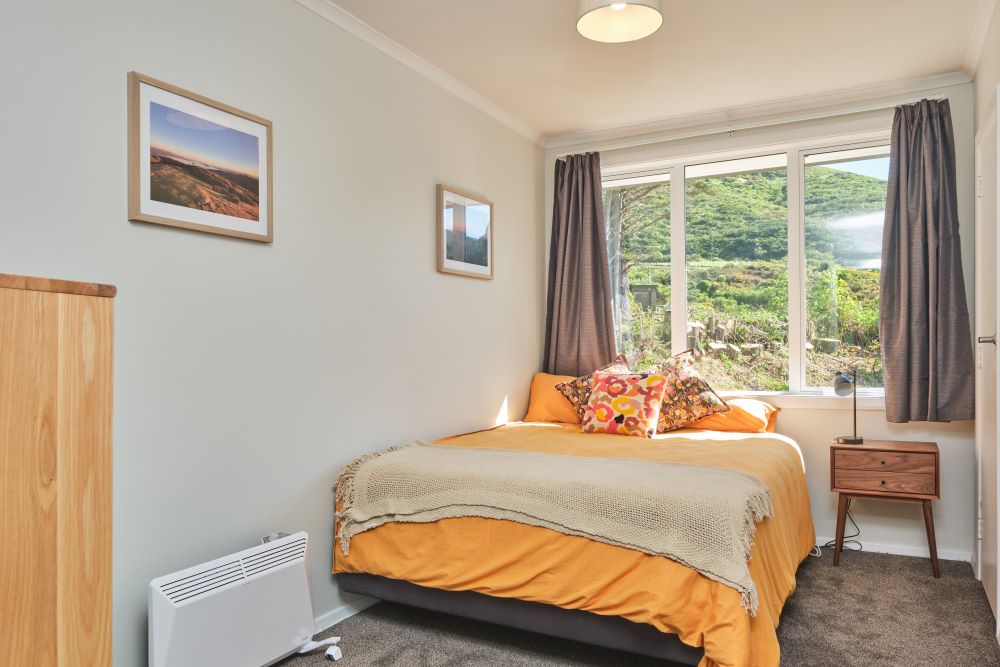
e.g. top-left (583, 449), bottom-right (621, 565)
top-left (128, 72), bottom-right (273, 242)
top-left (436, 184), bottom-right (494, 279)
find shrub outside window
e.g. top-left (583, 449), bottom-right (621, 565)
top-left (602, 141), bottom-right (889, 394)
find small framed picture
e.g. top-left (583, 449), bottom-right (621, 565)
top-left (128, 72), bottom-right (273, 242)
top-left (436, 184), bottom-right (494, 279)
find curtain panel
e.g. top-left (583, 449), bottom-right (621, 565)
top-left (880, 99), bottom-right (975, 423)
top-left (544, 152), bottom-right (617, 377)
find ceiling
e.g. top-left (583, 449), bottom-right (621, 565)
top-left (329, 0), bottom-right (982, 141)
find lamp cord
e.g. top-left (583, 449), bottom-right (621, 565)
top-left (812, 498), bottom-right (863, 556)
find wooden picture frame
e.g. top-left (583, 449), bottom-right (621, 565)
top-left (128, 72), bottom-right (273, 242)
top-left (436, 184), bottom-right (494, 279)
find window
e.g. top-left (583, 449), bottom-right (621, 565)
top-left (602, 139), bottom-right (890, 394)
top-left (804, 147), bottom-right (889, 389)
top-left (685, 155), bottom-right (788, 391)
top-left (603, 174), bottom-right (671, 368)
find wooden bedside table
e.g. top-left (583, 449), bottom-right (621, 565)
top-left (830, 440), bottom-right (941, 577)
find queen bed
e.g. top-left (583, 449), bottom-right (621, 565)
top-left (333, 421), bottom-right (814, 667)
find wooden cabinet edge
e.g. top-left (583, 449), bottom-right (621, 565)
top-left (0, 274), bottom-right (116, 298)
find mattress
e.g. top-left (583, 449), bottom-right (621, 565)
top-left (334, 422), bottom-right (815, 667)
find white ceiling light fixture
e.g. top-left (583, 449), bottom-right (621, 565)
top-left (576, 0), bottom-right (663, 43)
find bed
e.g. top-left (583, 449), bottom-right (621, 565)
top-left (334, 421), bottom-right (815, 667)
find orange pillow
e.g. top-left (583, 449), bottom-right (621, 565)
top-left (687, 398), bottom-right (778, 433)
top-left (524, 373), bottom-right (580, 424)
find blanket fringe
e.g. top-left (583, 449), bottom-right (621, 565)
top-left (334, 443), bottom-right (415, 555)
top-left (741, 587), bottom-right (759, 615)
top-left (737, 490), bottom-right (773, 614)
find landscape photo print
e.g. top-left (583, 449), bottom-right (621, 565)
top-left (437, 185), bottom-right (494, 279)
top-left (128, 72), bottom-right (272, 242)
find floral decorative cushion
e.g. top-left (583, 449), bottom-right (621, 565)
top-left (555, 354), bottom-right (630, 421)
top-left (647, 350), bottom-right (729, 433)
top-left (581, 371), bottom-right (668, 438)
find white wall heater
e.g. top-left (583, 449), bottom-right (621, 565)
top-left (149, 531), bottom-right (340, 667)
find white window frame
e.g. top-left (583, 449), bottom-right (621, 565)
top-left (798, 140), bottom-right (893, 393)
top-left (601, 131), bottom-right (891, 399)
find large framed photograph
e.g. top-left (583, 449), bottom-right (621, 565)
top-left (437, 184), bottom-right (493, 279)
top-left (128, 72), bottom-right (272, 242)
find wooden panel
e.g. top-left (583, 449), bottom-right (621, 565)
top-left (834, 470), bottom-right (936, 496)
top-left (56, 294), bottom-right (113, 667)
top-left (0, 287), bottom-right (59, 667)
top-left (0, 273), bottom-right (115, 298)
top-left (834, 449), bottom-right (936, 474)
top-left (831, 439), bottom-right (938, 454)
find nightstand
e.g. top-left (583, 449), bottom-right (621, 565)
top-left (830, 440), bottom-right (941, 577)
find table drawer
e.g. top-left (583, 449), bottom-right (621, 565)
top-left (833, 469), bottom-right (936, 495)
top-left (834, 449), bottom-right (935, 473)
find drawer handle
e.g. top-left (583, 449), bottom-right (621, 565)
top-left (881, 480), bottom-right (886, 485)
top-left (880, 460), bottom-right (886, 465)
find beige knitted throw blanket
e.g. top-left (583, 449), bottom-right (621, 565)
top-left (336, 442), bottom-right (773, 614)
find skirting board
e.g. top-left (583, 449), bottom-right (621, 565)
top-left (314, 594), bottom-right (380, 633)
top-left (814, 537), bottom-right (971, 563)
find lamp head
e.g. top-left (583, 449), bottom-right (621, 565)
top-left (833, 371), bottom-right (855, 397)
top-left (833, 369), bottom-right (863, 444)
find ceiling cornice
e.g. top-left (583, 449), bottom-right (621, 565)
top-left (544, 71), bottom-right (972, 151)
top-left (964, 0), bottom-right (997, 76)
top-left (295, 0), bottom-right (544, 145)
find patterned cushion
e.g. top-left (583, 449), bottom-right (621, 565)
top-left (581, 371), bottom-right (668, 438)
top-left (555, 354), bottom-right (630, 421)
top-left (647, 350), bottom-right (729, 433)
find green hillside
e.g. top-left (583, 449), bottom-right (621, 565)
top-left (604, 166), bottom-right (887, 390)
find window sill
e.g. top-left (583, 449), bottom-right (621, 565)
top-left (719, 390), bottom-right (886, 411)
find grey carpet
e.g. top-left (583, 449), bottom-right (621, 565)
top-left (280, 550), bottom-right (1000, 666)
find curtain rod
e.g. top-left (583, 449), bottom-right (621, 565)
top-left (553, 93), bottom-right (950, 158)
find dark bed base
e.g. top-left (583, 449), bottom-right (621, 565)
top-left (337, 573), bottom-right (703, 665)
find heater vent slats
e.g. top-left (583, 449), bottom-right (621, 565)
top-left (159, 560), bottom-right (245, 603)
top-left (153, 535), bottom-right (308, 606)
top-left (241, 539), bottom-right (306, 568)
top-left (244, 553), bottom-right (302, 578)
top-left (160, 560), bottom-right (242, 592)
top-left (241, 538), bottom-right (307, 579)
top-left (170, 572), bottom-right (247, 604)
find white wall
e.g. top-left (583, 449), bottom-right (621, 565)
top-left (0, 1), bottom-right (544, 665)
top-left (544, 81), bottom-right (978, 562)
top-left (974, 2), bottom-right (1000, 132)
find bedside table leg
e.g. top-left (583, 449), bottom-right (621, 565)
top-left (834, 494), bottom-right (848, 566)
top-left (922, 500), bottom-right (940, 578)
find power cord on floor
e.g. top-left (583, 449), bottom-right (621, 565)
top-left (810, 498), bottom-right (863, 557)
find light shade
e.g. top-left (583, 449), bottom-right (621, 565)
top-left (577, 0), bottom-right (663, 43)
top-left (833, 372), bottom-right (855, 397)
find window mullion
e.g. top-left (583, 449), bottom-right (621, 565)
top-left (787, 150), bottom-right (806, 393)
top-left (669, 165), bottom-right (686, 354)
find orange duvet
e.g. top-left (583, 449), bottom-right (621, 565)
top-left (334, 422), bottom-right (815, 667)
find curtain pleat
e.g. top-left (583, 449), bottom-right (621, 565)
top-left (880, 99), bottom-right (975, 422)
top-left (543, 153), bottom-right (617, 376)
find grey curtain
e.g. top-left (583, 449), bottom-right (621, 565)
top-left (881, 99), bottom-right (974, 423)
top-left (544, 152), bottom-right (617, 376)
